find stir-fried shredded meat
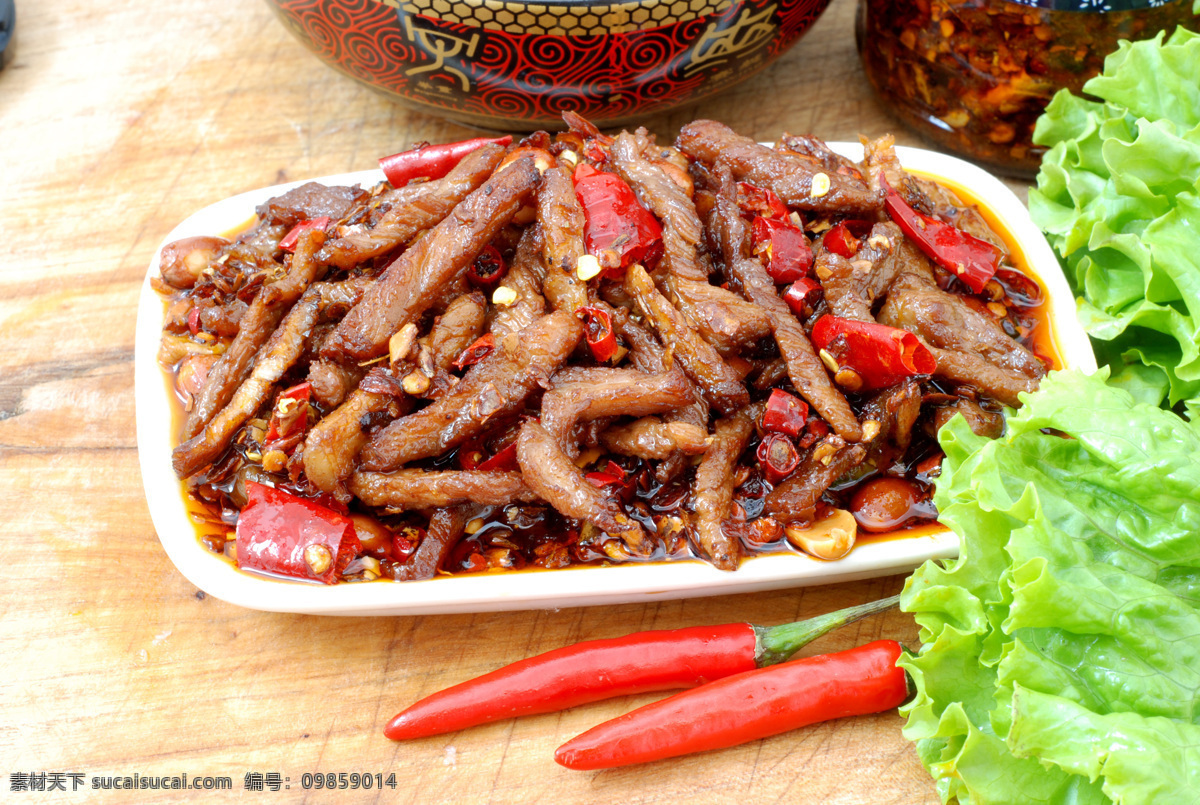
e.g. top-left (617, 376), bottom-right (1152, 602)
top-left (157, 117), bottom-right (1057, 582)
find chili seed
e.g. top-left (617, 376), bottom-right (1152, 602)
top-left (492, 286), bottom-right (518, 307)
top-left (810, 173), bottom-right (831, 198)
top-left (304, 543), bottom-right (332, 575)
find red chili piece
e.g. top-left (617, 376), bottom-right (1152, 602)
top-left (756, 432), bottom-right (801, 483)
top-left (579, 306), bottom-right (618, 362)
top-left (278, 216), bottom-right (331, 253)
top-left (235, 482), bottom-right (361, 585)
top-left (761, 389), bottom-right (808, 438)
top-left (883, 188), bottom-right (1000, 293)
top-left (476, 440), bottom-right (519, 472)
top-left (264, 381), bottom-right (312, 444)
top-left (752, 216), bottom-right (812, 284)
top-left (554, 641), bottom-right (908, 770)
top-left (467, 245), bottom-right (507, 289)
top-left (186, 305), bottom-right (202, 335)
top-left (383, 598), bottom-right (899, 741)
top-left (451, 333), bottom-right (495, 371)
top-left (573, 164), bottom-right (663, 271)
top-left (378, 135), bottom-right (513, 187)
top-left (823, 221), bottom-right (865, 258)
top-left (782, 277), bottom-right (823, 318)
top-left (811, 315), bottom-right (936, 390)
top-left (736, 182), bottom-right (789, 219)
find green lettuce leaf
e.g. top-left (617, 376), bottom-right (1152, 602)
top-left (1030, 28), bottom-right (1200, 407)
top-left (899, 370), bottom-right (1200, 804)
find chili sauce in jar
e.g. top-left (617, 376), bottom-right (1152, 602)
top-left (856, 0), bottom-right (1197, 176)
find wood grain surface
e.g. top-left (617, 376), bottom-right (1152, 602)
top-left (0, 0), bottom-right (1000, 801)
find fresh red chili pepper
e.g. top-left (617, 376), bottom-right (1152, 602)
top-left (823, 221), bottom-right (865, 258)
top-left (467, 245), bottom-right (507, 289)
top-left (882, 186), bottom-right (1000, 293)
top-left (752, 216), bottom-right (812, 283)
top-left (585, 471), bottom-right (622, 488)
top-left (451, 333), bottom-right (495, 371)
top-left (235, 482), bottom-right (361, 584)
top-left (278, 216), bottom-right (331, 253)
top-left (383, 597), bottom-right (899, 741)
top-left (811, 315), bottom-right (936, 390)
top-left (736, 182), bottom-right (789, 219)
top-left (378, 135), bottom-right (513, 187)
top-left (579, 305), bottom-right (618, 362)
top-left (573, 164), bottom-right (663, 271)
top-left (782, 276), bottom-right (823, 318)
top-left (264, 381), bottom-right (312, 443)
top-left (554, 640), bottom-right (908, 770)
top-left (761, 389), bottom-right (809, 438)
top-left (756, 432), bottom-right (801, 483)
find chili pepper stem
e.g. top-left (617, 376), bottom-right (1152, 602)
top-left (753, 594), bottom-right (900, 667)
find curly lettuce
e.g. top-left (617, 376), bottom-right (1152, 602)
top-left (1030, 27), bottom-right (1200, 408)
top-left (899, 370), bottom-right (1200, 804)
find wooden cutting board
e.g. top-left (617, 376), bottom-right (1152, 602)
top-left (0, 0), bottom-right (974, 800)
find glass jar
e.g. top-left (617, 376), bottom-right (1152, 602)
top-left (856, 0), bottom-right (1197, 177)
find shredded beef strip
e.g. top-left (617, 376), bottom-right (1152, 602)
top-left (776, 134), bottom-right (866, 181)
top-left (666, 276), bottom-right (772, 354)
top-left (255, 181), bottom-right (368, 229)
top-left (540, 364), bottom-right (695, 454)
top-left (172, 275), bottom-right (370, 478)
top-left (880, 273), bottom-right (1045, 380)
top-left (765, 437), bottom-right (868, 524)
top-left (349, 470), bottom-right (539, 509)
top-left (516, 420), bottom-right (652, 556)
top-left (708, 166), bottom-right (862, 441)
top-left (181, 229), bottom-right (330, 441)
top-left (303, 384), bottom-right (413, 499)
top-left (490, 226), bottom-right (547, 338)
top-left (359, 309), bottom-right (582, 471)
top-left (813, 223), bottom-right (903, 322)
top-left (307, 359), bottom-right (366, 410)
top-left (859, 134), bottom-right (907, 198)
top-left (922, 346), bottom-right (1036, 408)
top-left (692, 404), bottom-right (761, 571)
top-left (610, 131), bottom-right (709, 283)
top-left (391, 505), bottom-right (471, 581)
top-left (599, 419), bottom-right (709, 460)
top-left (535, 164), bottom-right (590, 312)
top-left (323, 155), bottom-right (543, 362)
top-left (318, 144), bottom-right (507, 269)
top-left (677, 120), bottom-right (882, 214)
top-left (427, 290), bottom-right (488, 371)
top-left (612, 306), bottom-right (711, 479)
top-left (860, 380), bottom-right (922, 454)
top-left (623, 263), bottom-right (749, 415)
top-left (930, 398), bottom-right (1006, 438)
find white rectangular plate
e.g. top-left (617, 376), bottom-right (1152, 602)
top-left (135, 143), bottom-right (1096, 615)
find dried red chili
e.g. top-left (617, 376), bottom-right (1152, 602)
top-left (278, 216), bottom-right (330, 253)
top-left (736, 182), bottom-right (789, 219)
top-left (579, 306), bottom-right (618, 363)
top-left (264, 381), bottom-right (311, 444)
top-left (554, 640), bottom-right (909, 770)
top-left (760, 389), bottom-right (808, 438)
top-left (823, 221), bottom-right (865, 258)
top-left (451, 333), bottom-right (495, 371)
top-left (573, 164), bottom-right (663, 271)
top-left (756, 432), bottom-right (801, 484)
top-left (811, 315), bottom-right (936, 391)
top-left (466, 245), bottom-right (507, 289)
top-left (384, 598), bottom-right (899, 740)
top-left (782, 277), bottom-right (823, 318)
top-left (379, 135), bottom-right (513, 187)
top-left (883, 187), bottom-right (1000, 293)
top-left (752, 216), bottom-right (812, 283)
top-left (235, 482), bottom-right (361, 585)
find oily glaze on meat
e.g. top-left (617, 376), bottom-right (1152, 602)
top-left (157, 118), bottom-right (1057, 583)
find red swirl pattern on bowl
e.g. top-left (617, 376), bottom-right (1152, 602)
top-left (265, 0), bottom-right (831, 128)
